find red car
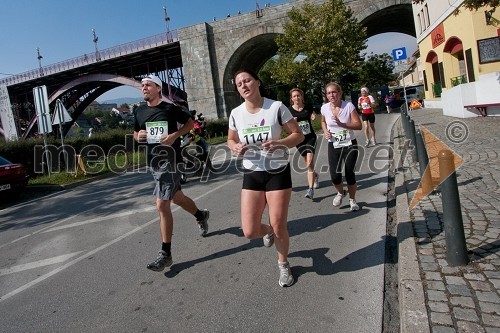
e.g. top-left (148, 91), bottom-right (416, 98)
top-left (0, 155), bottom-right (29, 195)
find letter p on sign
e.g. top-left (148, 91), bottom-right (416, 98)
top-left (392, 47), bottom-right (407, 61)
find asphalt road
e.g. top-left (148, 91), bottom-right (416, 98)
top-left (0, 114), bottom-right (399, 333)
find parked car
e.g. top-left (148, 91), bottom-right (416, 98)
top-left (0, 155), bottom-right (29, 196)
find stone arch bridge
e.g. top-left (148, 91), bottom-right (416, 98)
top-left (183, 0), bottom-right (414, 118)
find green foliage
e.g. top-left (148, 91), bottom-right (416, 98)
top-left (357, 53), bottom-right (396, 88)
top-left (259, 58), bottom-right (295, 103)
top-left (0, 128), bottom-right (135, 178)
top-left (273, 0), bottom-right (367, 94)
top-left (101, 111), bottom-right (122, 129)
top-left (205, 118), bottom-right (229, 139)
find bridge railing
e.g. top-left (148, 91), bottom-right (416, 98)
top-left (0, 30), bottom-right (178, 87)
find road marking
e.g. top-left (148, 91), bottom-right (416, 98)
top-left (42, 206), bottom-right (156, 232)
top-left (0, 179), bottom-right (235, 302)
top-left (0, 192), bottom-right (152, 249)
top-left (0, 252), bottom-right (83, 277)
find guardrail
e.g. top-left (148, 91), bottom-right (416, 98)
top-left (0, 30), bottom-right (178, 87)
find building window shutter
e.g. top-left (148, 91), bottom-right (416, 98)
top-left (465, 48), bottom-right (476, 83)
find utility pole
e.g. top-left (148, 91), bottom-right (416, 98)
top-left (92, 28), bottom-right (101, 61)
top-left (36, 47), bottom-right (44, 76)
top-left (163, 6), bottom-right (172, 42)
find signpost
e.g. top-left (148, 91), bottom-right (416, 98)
top-left (392, 47), bottom-right (409, 109)
top-left (53, 99), bottom-right (73, 169)
top-left (33, 86), bottom-right (53, 175)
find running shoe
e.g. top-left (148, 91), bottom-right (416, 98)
top-left (349, 199), bottom-right (360, 211)
top-left (263, 233), bottom-right (275, 247)
top-left (371, 138), bottom-right (377, 145)
top-left (305, 188), bottom-right (314, 200)
top-left (197, 209), bottom-right (210, 237)
top-left (365, 140), bottom-right (370, 147)
top-left (146, 251), bottom-right (173, 272)
top-left (278, 262), bottom-right (294, 287)
top-left (313, 172), bottom-right (320, 189)
top-left (332, 192), bottom-right (344, 207)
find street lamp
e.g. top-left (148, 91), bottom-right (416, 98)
top-left (163, 6), bottom-right (172, 42)
top-left (92, 28), bottom-right (101, 61)
top-left (36, 47), bottom-right (44, 76)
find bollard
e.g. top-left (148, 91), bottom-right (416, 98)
top-left (408, 119), bottom-right (418, 163)
top-left (415, 128), bottom-right (433, 194)
top-left (401, 109), bottom-right (408, 137)
top-left (406, 114), bottom-right (412, 138)
top-left (438, 150), bottom-right (469, 266)
top-left (415, 129), bottom-right (428, 177)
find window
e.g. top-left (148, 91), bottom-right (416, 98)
top-left (424, 4), bottom-right (430, 28)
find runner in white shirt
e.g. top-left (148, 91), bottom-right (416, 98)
top-left (227, 69), bottom-right (304, 287)
top-left (320, 82), bottom-right (362, 212)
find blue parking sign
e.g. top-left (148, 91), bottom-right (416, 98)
top-left (392, 47), bottom-right (407, 61)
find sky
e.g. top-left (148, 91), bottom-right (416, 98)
top-left (0, 0), bottom-right (417, 102)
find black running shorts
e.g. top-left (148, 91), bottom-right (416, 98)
top-left (242, 164), bottom-right (292, 191)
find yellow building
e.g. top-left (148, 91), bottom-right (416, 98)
top-left (413, 0), bottom-right (500, 117)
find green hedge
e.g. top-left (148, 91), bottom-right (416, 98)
top-left (205, 118), bottom-right (229, 139)
top-left (0, 128), bottom-right (134, 177)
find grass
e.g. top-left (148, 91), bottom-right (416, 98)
top-left (28, 151), bottom-right (146, 186)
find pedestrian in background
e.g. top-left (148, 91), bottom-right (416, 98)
top-left (321, 82), bottom-right (362, 212)
top-left (358, 87), bottom-right (377, 146)
top-left (288, 87), bottom-right (319, 200)
top-left (385, 92), bottom-right (393, 114)
top-left (227, 69), bottom-right (304, 287)
top-left (133, 75), bottom-right (210, 272)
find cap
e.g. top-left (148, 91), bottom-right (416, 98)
top-left (361, 87), bottom-right (369, 93)
top-left (142, 75), bottom-right (162, 89)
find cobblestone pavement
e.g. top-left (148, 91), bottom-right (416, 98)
top-left (396, 108), bottom-right (500, 333)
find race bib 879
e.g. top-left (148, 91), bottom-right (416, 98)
top-left (146, 121), bottom-right (168, 144)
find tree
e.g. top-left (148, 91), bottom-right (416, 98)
top-left (259, 58), bottom-right (294, 104)
top-left (357, 53), bottom-right (396, 88)
top-left (101, 112), bottom-right (121, 129)
top-left (272, 0), bottom-right (367, 96)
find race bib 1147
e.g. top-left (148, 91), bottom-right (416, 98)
top-left (242, 126), bottom-right (271, 145)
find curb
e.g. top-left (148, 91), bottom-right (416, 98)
top-left (394, 117), bottom-right (431, 333)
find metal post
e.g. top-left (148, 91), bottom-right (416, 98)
top-left (408, 119), bottom-right (418, 163)
top-left (405, 113), bottom-right (411, 137)
top-left (401, 108), bottom-right (408, 137)
top-left (36, 47), bottom-right (44, 76)
top-left (92, 29), bottom-right (101, 61)
top-left (416, 128), bottom-right (433, 194)
top-left (163, 6), bottom-right (172, 42)
top-left (415, 128), bottom-right (428, 177)
top-left (438, 150), bottom-right (469, 266)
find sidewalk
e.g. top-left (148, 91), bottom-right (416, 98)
top-left (396, 108), bottom-right (500, 333)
